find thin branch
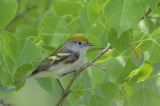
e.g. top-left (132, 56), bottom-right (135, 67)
top-left (88, 47), bottom-right (106, 52)
top-left (55, 45), bottom-right (112, 106)
top-left (5, 5), bottom-right (37, 30)
top-left (141, 8), bottom-right (152, 20)
top-left (71, 87), bottom-right (100, 92)
top-left (91, 63), bottom-right (106, 71)
top-left (141, 2), bottom-right (160, 20)
top-left (35, 57), bottom-right (42, 60)
top-left (0, 99), bottom-right (17, 106)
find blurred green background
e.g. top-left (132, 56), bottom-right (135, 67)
top-left (1, 0), bottom-right (160, 106)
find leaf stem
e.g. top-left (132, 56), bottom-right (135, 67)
top-left (71, 87), bottom-right (100, 92)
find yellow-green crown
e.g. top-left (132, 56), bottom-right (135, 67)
top-left (68, 34), bottom-right (88, 42)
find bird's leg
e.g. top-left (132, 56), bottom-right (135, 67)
top-left (56, 79), bottom-right (64, 91)
top-left (56, 79), bottom-right (70, 97)
top-left (60, 70), bottom-right (77, 77)
top-left (73, 71), bottom-right (79, 77)
top-left (57, 70), bottom-right (79, 97)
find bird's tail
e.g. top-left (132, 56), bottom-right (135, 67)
top-left (14, 74), bottom-right (31, 84)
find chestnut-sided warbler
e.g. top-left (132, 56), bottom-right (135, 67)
top-left (14, 34), bottom-right (93, 91)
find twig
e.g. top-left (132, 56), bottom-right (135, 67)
top-left (141, 8), bottom-right (152, 20)
top-left (5, 5), bottom-right (37, 30)
top-left (0, 99), bottom-right (17, 106)
top-left (141, 2), bottom-right (160, 20)
top-left (88, 47), bottom-right (106, 52)
top-left (91, 63), bottom-right (106, 71)
top-left (71, 87), bottom-right (100, 92)
top-left (35, 57), bottom-right (42, 60)
top-left (55, 45), bottom-right (112, 106)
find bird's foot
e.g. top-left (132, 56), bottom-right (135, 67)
top-left (62, 90), bottom-right (71, 97)
top-left (74, 71), bottom-right (79, 77)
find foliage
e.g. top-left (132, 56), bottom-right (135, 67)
top-left (0, 0), bottom-right (160, 105)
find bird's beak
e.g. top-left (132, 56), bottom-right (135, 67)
top-left (86, 42), bottom-right (94, 46)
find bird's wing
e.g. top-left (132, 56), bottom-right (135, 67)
top-left (31, 46), bottom-right (73, 75)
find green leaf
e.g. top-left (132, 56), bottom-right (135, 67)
top-left (88, 66), bottom-right (105, 87)
top-left (106, 28), bottom-right (132, 52)
top-left (86, 35), bottom-right (101, 48)
top-left (39, 16), bottom-right (70, 47)
top-left (100, 82), bottom-right (119, 101)
top-left (38, 16), bottom-right (60, 34)
top-left (84, 98), bottom-right (89, 106)
top-left (42, 35), bottom-right (68, 48)
top-left (95, 51), bottom-right (111, 63)
top-left (68, 84), bottom-right (84, 105)
top-left (104, 0), bottom-right (143, 35)
top-left (99, 28), bottom-right (108, 46)
top-left (126, 62), bottom-right (153, 83)
top-left (15, 25), bottom-right (38, 39)
top-left (0, 0), bottom-right (17, 31)
top-left (124, 84), bottom-right (137, 97)
top-left (105, 56), bottom-right (137, 84)
top-left (53, 1), bottom-right (82, 16)
top-left (54, 17), bottom-right (70, 34)
top-left (143, 0), bottom-right (160, 10)
top-left (0, 84), bottom-right (16, 92)
top-left (80, 6), bottom-right (90, 30)
top-left (14, 63), bottom-right (34, 90)
top-left (110, 48), bottom-right (121, 57)
top-left (89, 95), bottom-right (110, 106)
top-left (130, 88), bottom-right (160, 106)
top-left (115, 89), bottom-right (130, 106)
top-left (144, 37), bottom-right (160, 63)
top-left (39, 16), bottom-right (70, 35)
top-left (0, 70), bottom-right (7, 85)
top-left (75, 70), bottom-right (92, 90)
top-left (3, 31), bottom-right (20, 63)
top-left (138, 17), bottom-right (155, 33)
top-left (89, 21), bottom-right (106, 38)
top-left (14, 39), bottom-right (38, 72)
top-left (36, 77), bottom-right (55, 95)
top-left (88, 0), bottom-right (107, 24)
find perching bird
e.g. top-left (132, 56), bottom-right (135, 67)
top-left (14, 34), bottom-right (94, 91)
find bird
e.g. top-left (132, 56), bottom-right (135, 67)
top-left (14, 34), bottom-right (94, 91)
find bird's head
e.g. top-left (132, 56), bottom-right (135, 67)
top-left (64, 34), bottom-right (94, 52)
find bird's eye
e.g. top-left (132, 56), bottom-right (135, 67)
top-left (77, 41), bottom-right (82, 45)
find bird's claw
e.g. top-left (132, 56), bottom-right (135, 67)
top-left (62, 90), bottom-right (71, 97)
top-left (74, 72), bottom-right (79, 77)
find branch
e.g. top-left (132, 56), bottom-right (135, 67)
top-left (141, 8), bottom-right (152, 20)
top-left (88, 47), bottom-right (106, 52)
top-left (0, 99), bottom-right (17, 106)
top-left (55, 45), bottom-right (112, 106)
top-left (5, 5), bottom-right (37, 30)
top-left (141, 2), bottom-right (160, 20)
top-left (91, 63), bottom-right (106, 71)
